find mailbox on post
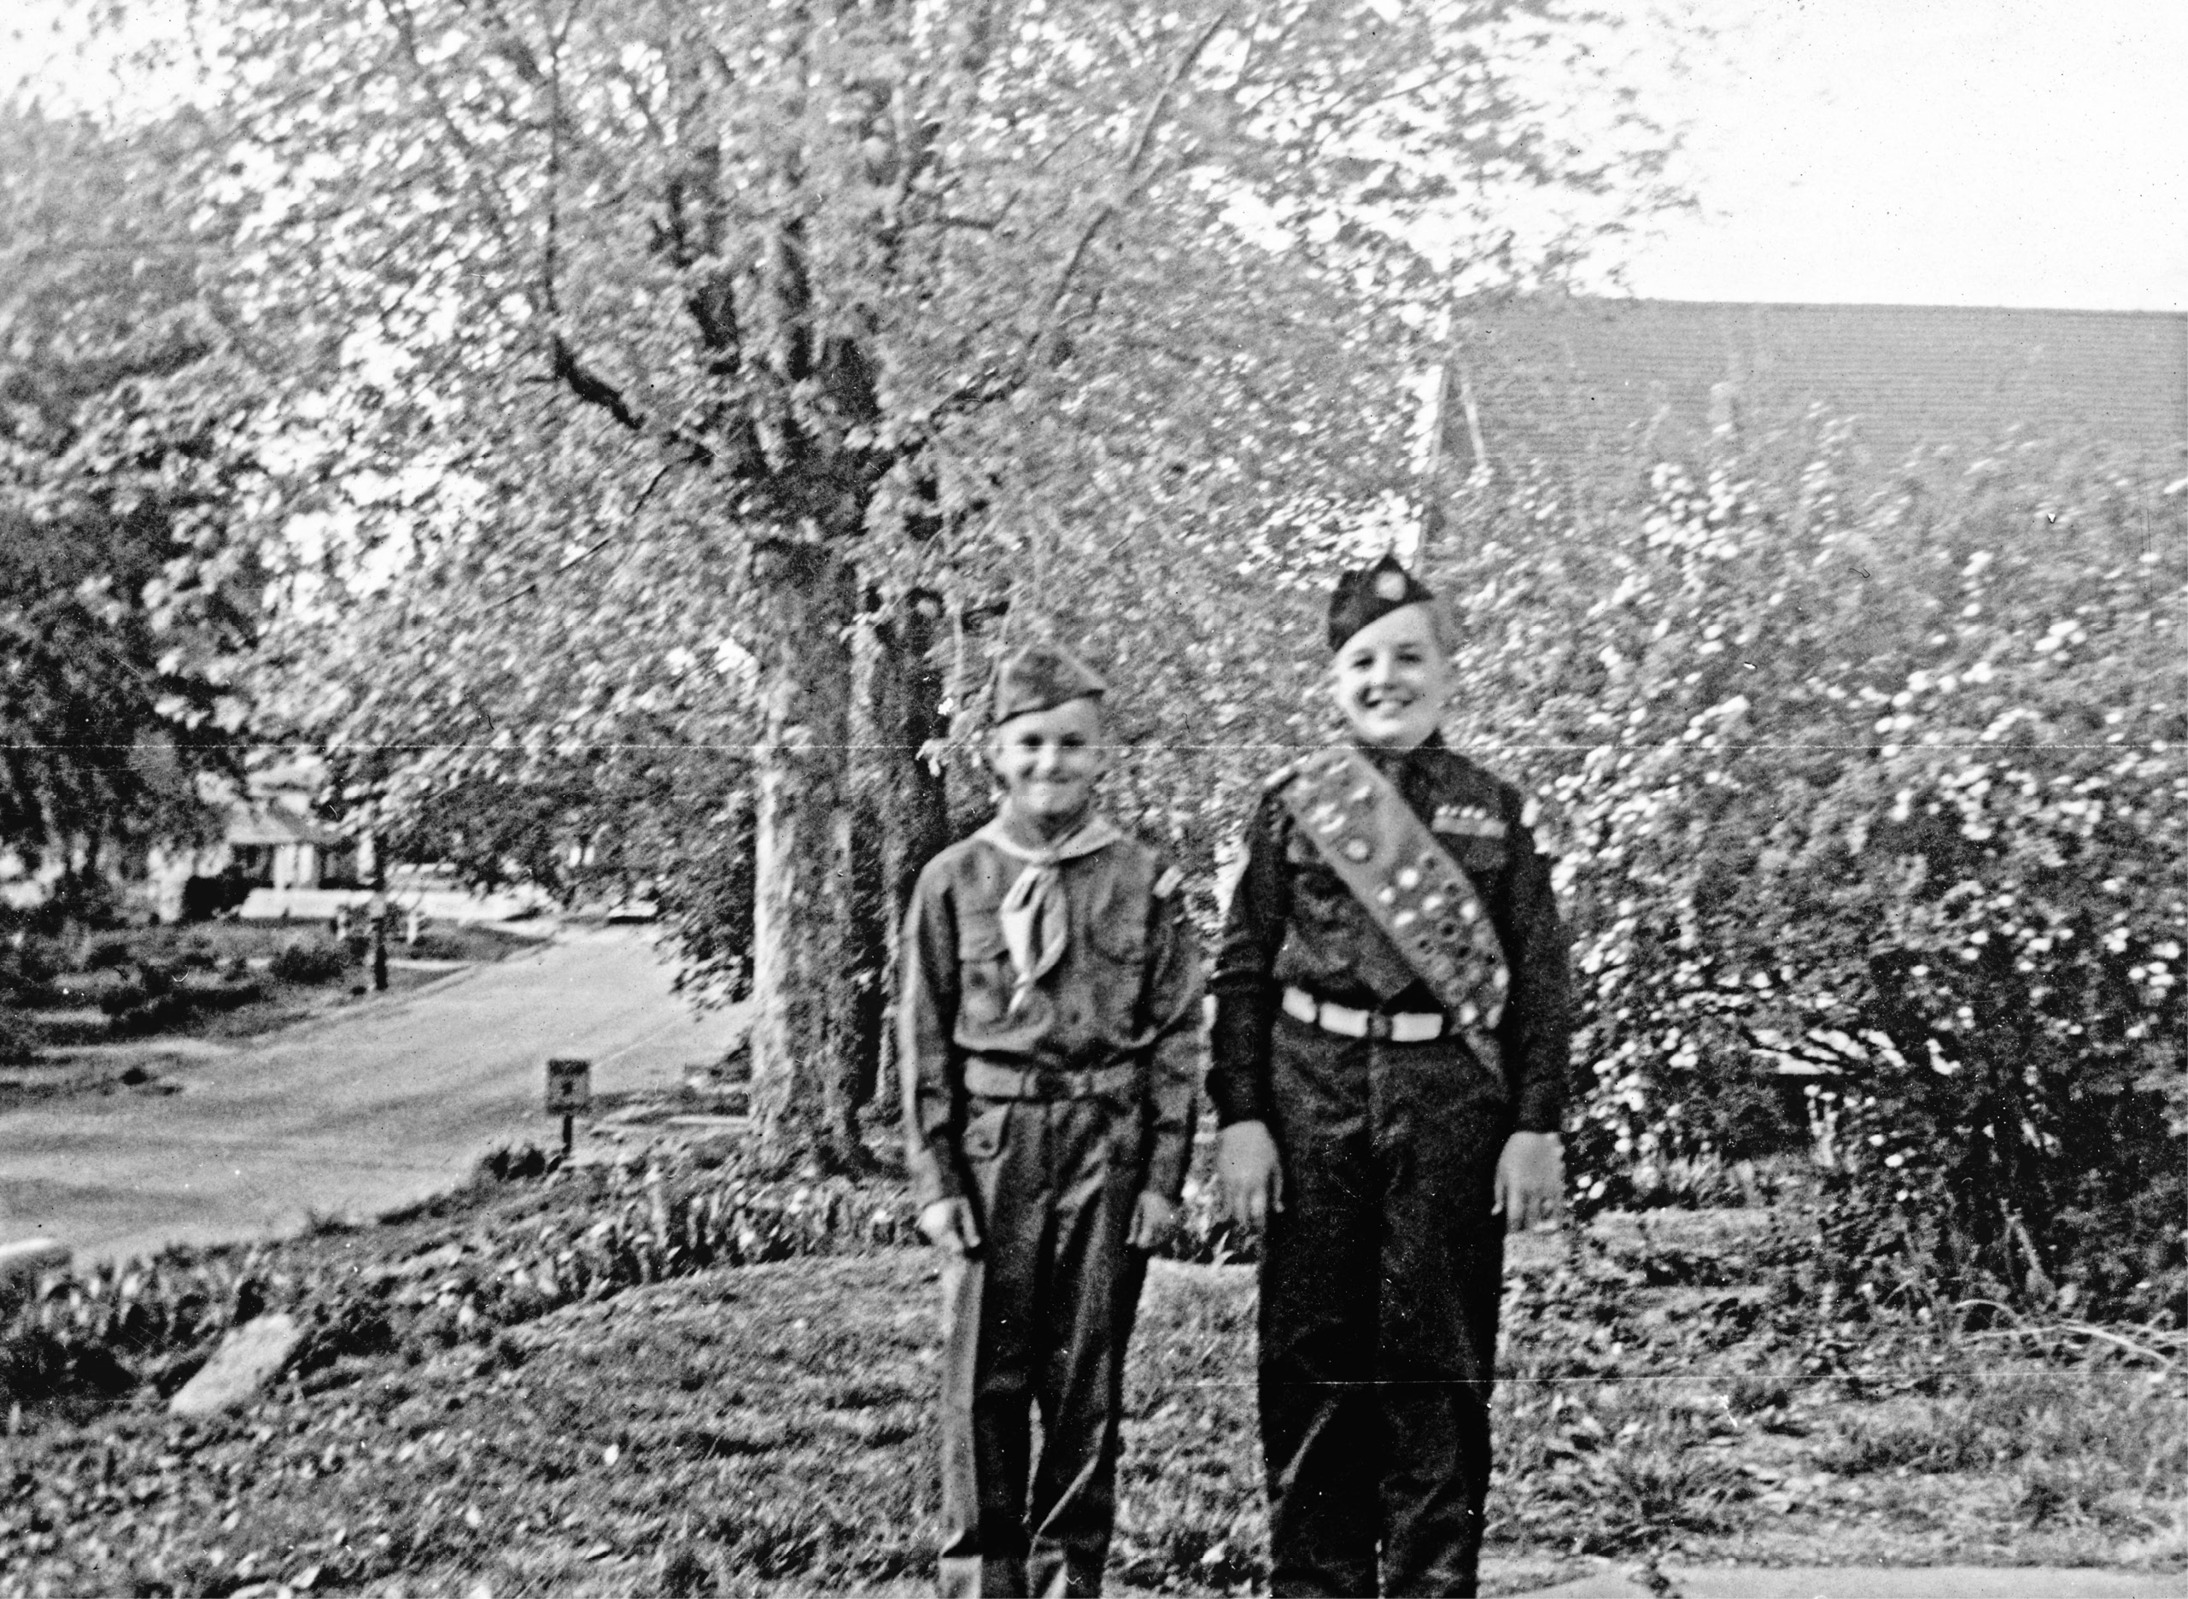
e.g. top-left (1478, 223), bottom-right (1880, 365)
top-left (545, 1057), bottom-right (592, 1158)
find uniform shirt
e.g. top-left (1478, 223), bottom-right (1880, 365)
top-left (1209, 736), bottom-right (1573, 1135)
top-left (899, 826), bottom-right (1204, 1212)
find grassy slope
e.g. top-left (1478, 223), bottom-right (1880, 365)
top-left (3, 1171), bottom-right (2184, 1597)
top-left (0, 924), bottom-right (540, 1105)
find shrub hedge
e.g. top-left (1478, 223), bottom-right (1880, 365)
top-left (268, 937), bottom-right (349, 985)
top-left (1429, 424), bottom-right (2186, 1319)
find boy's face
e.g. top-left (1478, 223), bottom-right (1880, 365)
top-left (1330, 603), bottom-right (1454, 750)
top-left (987, 696), bottom-right (1107, 827)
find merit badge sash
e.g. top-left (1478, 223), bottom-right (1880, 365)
top-left (1280, 747), bottom-right (1511, 1033)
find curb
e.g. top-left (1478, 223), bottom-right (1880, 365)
top-left (0, 1237), bottom-right (70, 1295)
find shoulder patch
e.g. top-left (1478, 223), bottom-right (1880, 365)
top-left (1152, 865), bottom-right (1183, 899)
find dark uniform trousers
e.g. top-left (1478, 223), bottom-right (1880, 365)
top-left (1260, 1011), bottom-right (1508, 1598)
top-left (939, 1088), bottom-right (1152, 1599)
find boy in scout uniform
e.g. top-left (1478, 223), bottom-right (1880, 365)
top-left (1209, 554), bottom-right (1573, 1597)
top-left (899, 642), bottom-right (1204, 1599)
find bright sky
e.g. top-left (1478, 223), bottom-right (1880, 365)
top-left (1624, 0), bottom-right (2188, 311)
top-left (8, 0), bottom-right (2185, 314)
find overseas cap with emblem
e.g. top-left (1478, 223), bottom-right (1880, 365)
top-left (990, 641), bottom-right (1108, 726)
top-left (1328, 552), bottom-right (1436, 650)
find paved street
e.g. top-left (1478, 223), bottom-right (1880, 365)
top-left (0, 927), bottom-right (745, 1267)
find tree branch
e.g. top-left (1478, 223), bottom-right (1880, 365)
top-left (488, 460), bottom-right (678, 612)
top-left (379, 0), bottom-right (520, 256)
top-left (1025, 8), bottom-right (1232, 369)
top-left (548, 334), bottom-right (642, 432)
top-left (541, 3), bottom-right (567, 317)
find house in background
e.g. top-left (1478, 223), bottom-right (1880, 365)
top-left (146, 759), bottom-right (363, 921)
top-left (1448, 298), bottom-right (2188, 484)
top-left (223, 757), bottom-right (361, 892)
top-left (224, 807), bottom-right (358, 894)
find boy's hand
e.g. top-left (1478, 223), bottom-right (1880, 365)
top-left (1218, 1120), bottom-right (1285, 1229)
top-left (918, 1197), bottom-right (983, 1254)
top-left (1493, 1131), bottom-right (1565, 1231)
top-left (1126, 1191), bottom-right (1180, 1252)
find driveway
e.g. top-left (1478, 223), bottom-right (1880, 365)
top-left (0, 926), bottom-right (745, 1267)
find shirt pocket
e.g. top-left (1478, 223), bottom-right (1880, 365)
top-left (1085, 916), bottom-right (1148, 1035)
top-left (956, 914), bottom-right (1014, 1029)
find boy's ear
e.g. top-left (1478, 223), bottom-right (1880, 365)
top-left (1427, 598), bottom-right (1461, 660)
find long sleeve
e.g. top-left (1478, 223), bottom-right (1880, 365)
top-left (1139, 875), bottom-right (1206, 1201)
top-left (1206, 789), bottom-right (1289, 1127)
top-left (1491, 798), bottom-right (1574, 1134)
top-left (897, 861), bottom-right (965, 1211)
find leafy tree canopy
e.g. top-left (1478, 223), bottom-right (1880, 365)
top-left (68, 0), bottom-right (1694, 1161)
top-left (150, 0), bottom-right (1690, 729)
top-left (0, 103), bottom-right (264, 903)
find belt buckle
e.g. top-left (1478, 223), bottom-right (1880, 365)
top-left (1031, 1068), bottom-right (1070, 1098)
top-left (1365, 1012), bottom-right (1393, 1041)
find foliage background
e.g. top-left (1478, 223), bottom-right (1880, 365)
top-left (1422, 417), bottom-right (2186, 1320)
top-left (10, 1), bottom-right (2180, 1316)
top-left (0, 105), bottom-right (264, 913)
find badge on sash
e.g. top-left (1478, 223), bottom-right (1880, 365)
top-left (1279, 748), bottom-right (1511, 1032)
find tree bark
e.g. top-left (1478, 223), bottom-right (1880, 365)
top-left (747, 539), bottom-right (864, 1174)
top-left (846, 589), bottom-right (952, 1111)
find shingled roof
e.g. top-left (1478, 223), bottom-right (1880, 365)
top-left (227, 808), bottom-right (345, 848)
top-left (1450, 298), bottom-right (2188, 481)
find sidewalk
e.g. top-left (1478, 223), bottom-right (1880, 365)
top-left (1522, 1565), bottom-right (2184, 1597)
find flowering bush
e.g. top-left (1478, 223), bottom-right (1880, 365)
top-left (1429, 426), bottom-right (2188, 1315)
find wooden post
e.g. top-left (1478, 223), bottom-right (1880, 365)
top-left (369, 828), bottom-right (389, 992)
top-left (546, 1058), bottom-right (592, 1164)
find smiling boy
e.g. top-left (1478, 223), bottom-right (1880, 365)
top-left (1209, 554), bottom-right (1573, 1596)
top-left (899, 642), bottom-right (1203, 1598)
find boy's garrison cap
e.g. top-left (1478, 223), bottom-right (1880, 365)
top-left (990, 642), bottom-right (1108, 725)
top-left (1328, 552), bottom-right (1436, 650)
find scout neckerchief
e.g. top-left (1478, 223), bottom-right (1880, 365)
top-left (1280, 746), bottom-right (1510, 1030)
top-left (974, 811), bottom-right (1125, 1014)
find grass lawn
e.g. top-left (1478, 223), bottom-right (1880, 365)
top-left (0, 922), bottom-right (540, 1106)
top-left (3, 1150), bottom-right (2182, 1597)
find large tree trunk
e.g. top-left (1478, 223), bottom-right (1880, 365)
top-left (748, 539), bottom-right (864, 1174)
top-left (846, 589), bottom-right (952, 1112)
